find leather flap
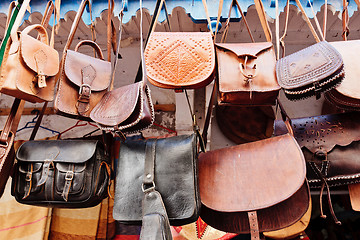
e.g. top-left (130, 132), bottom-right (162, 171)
top-left (64, 50), bottom-right (111, 91)
top-left (276, 41), bottom-right (343, 89)
top-left (274, 112), bottom-right (360, 154)
top-left (20, 33), bottom-right (59, 77)
top-left (144, 32), bottom-right (215, 88)
top-left (16, 140), bottom-right (98, 163)
top-left (215, 42), bottom-right (273, 58)
top-left (198, 134), bottom-right (306, 212)
top-left (330, 40), bottom-right (360, 99)
top-left (19, 163), bottom-right (42, 173)
top-left (90, 82), bottom-right (142, 126)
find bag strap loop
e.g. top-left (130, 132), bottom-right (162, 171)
top-left (74, 40), bottom-right (105, 60)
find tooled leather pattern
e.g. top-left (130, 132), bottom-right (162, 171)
top-left (277, 41), bottom-right (343, 87)
top-left (145, 33), bottom-right (214, 87)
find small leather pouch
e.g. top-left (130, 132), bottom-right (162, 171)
top-left (55, 40), bottom-right (111, 120)
top-left (144, 32), bottom-right (215, 90)
top-left (12, 140), bottom-right (112, 208)
top-left (276, 41), bottom-right (344, 100)
top-left (216, 42), bottom-right (280, 105)
top-left (0, 24), bottom-right (59, 103)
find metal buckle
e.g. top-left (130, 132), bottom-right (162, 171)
top-left (142, 182), bottom-right (156, 193)
top-left (78, 84), bottom-right (92, 99)
top-left (25, 172), bottom-right (32, 181)
top-left (65, 171), bottom-right (74, 181)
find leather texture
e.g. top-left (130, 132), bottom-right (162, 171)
top-left (113, 134), bottom-right (200, 226)
top-left (274, 112), bottom-right (360, 188)
top-left (263, 198), bottom-right (312, 239)
top-left (0, 24), bottom-right (59, 103)
top-left (140, 190), bottom-right (173, 240)
top-left (276, 41), bottom-right (344, 100)
top-left (54, 40), bottom-right (111, 120)
top-left (216, 42), bottom-right (280, 105)
top-left (90, 81), bottom-right (154, 134)
top-left (215, 105), bottom-right (274, 144)
top-left (11, 140), bottom-right (112, 208)
top-left (325, 40), bottom-right (360, 110)
top-left (198, 133), bottom-right (309, 233)
top-left (144, 32), bottom-right (215, 89)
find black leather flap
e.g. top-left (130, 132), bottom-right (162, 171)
top-left (16, 140), bottom-right (98, 163)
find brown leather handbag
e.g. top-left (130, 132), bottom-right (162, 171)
top-left (0, 23), bottom-right (59, 103)
top-left (198, 120), bottom-right (310, 238)
top-left (90, 9), bottom-right (154, 134)
top-left (216, 0), bottom-right (280, 106)
top-left (54, 0), bottom-right (111, 121)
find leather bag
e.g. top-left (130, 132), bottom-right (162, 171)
top-left (11, 139), bottom-right (112, 208)
top-left (54, 0), bottom-right (111, 120)
top-left (90, 9), bottom-right (154, 134)
top-left (113, 134), bottom-right (200, 226)
top-left (276, 41), bottom-right (344, 100)
top-left (216, 0), bottom-right (280, 106)
top-left (198, 126), bottom-right (310, 238)
top-left (0, 23), bottom-right (59, 103)
top-left (144, 32), bottom-right (215, 90)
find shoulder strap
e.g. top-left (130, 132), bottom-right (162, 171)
top-left (253, 0), bottom-right (272, 42)
top-left (342, 0), bottom-right (349, 40)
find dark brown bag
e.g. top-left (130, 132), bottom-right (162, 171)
top-left (54, 0), bottom-right (111, 121)
top-left (198, 124), bottom-right (309, 237)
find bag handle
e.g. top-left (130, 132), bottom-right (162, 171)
top-left (21, 24), bottom-right (49, 45)
top-left (221, 0), bottom-right (254, 43)
top-left (253, 0), bottom-right (272, 42)
top-left (63, 0), bottom-right (95, 53)
top-left (74, 40), bottom-right (105, 60)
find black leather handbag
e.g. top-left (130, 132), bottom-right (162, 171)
top-left (11, 139), bottom-right (112, 208)
top-left (113, 134), bottom-right (200, 226)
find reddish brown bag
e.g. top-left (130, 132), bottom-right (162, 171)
top-left (198, 125), bottom-right (309, 238)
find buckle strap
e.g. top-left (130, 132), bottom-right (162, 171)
top-left (36, 160), bottom-right (54, 187)
top-left (248, 211), bottom-right (260, 240)
top-left (23, 164), bottom-right (33, 199)
top-left (61, 167), bottom-right (74, 201)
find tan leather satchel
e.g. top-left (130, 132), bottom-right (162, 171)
top-left (54, 0), bottom-right (111, 120)
top-left (198, 118), bottom-right (309, 239)
top-left (216, 0), bottom-right (280, 106)
top-left (0, 24), bottom-right (59, 103)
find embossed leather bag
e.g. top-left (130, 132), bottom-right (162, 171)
top-left (276, 41), bottom-right (344, 100)
top-left (113, 134), bottom-right (200, 226)
top-left (0, 23), bottom-right (59, 103)
top-left (198, 123), bottom-right (310, 238)
top-left (144, 32), bottom-right (215, 90)
top-left (54, 0), bottom-right (111, 120)
top-left (11, 139), bottom-right (112, 208)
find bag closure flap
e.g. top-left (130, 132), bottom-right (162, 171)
top-left (90, 82), bottom-right (142, 126)
top-left (16, 140), bottom-right (98, 164)
top-left (276, 41), bottom-right (343, 89)
top-left (215, 42), bottom-right (273, 59)
top-left (20, 33), bottom-right (59, 77)
top-left (274, 112), bottom-right (360, 154)
top-left (64, 50), bottom-right (111, 91)
top-left (198, 134), bottom-right (306, 212)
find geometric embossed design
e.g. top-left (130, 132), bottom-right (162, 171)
top-left (289, 49), bottom-right (329, 78)
top-left (151, 40), bottom-right (206, 84)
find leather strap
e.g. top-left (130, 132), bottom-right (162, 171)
top-left (9, 0), bottom-right (31, 42)
top-left (5, 1), bottom-right (17, 30)
top-left (254, 0), bottom-right (272, 42)
top-left (74, 40), bottom-right (104, 60)
top-left (221, 0), bottom-right (254, 43)
top-left (107, 0), bottom-right (115, 62)
top-left (248, 211), bottom-right (260, 240)
top-left (0, 98), bottom-right (21, 144)
top-left (342, 0), bottom-right (349, 40)
top-left (279, 0), bottom-right (290, 58)
top-left (143, 141), bottom-right (156, 186)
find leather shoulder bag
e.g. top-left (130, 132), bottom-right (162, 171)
top-left (0, 2), bottom-right (59, 103)
top-left (54, 0), bottom-right (111, 121)
top-left (11, 139), bottom-right (112, 208)
top-left (113, 134), bottom-right (200, 226)
top-left (90, 7), bottom-right (154, 134)
top-left (144, 0), bottom-right (215, 90)
top-left (216, 0), bottom-right (280, 106)
top-left (276, 0), bottom-right (344, 101)
top-left (199, 116), bottom-right (310, 238)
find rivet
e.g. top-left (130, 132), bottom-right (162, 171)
top-left (146, 174), bottom-right (151, 179)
